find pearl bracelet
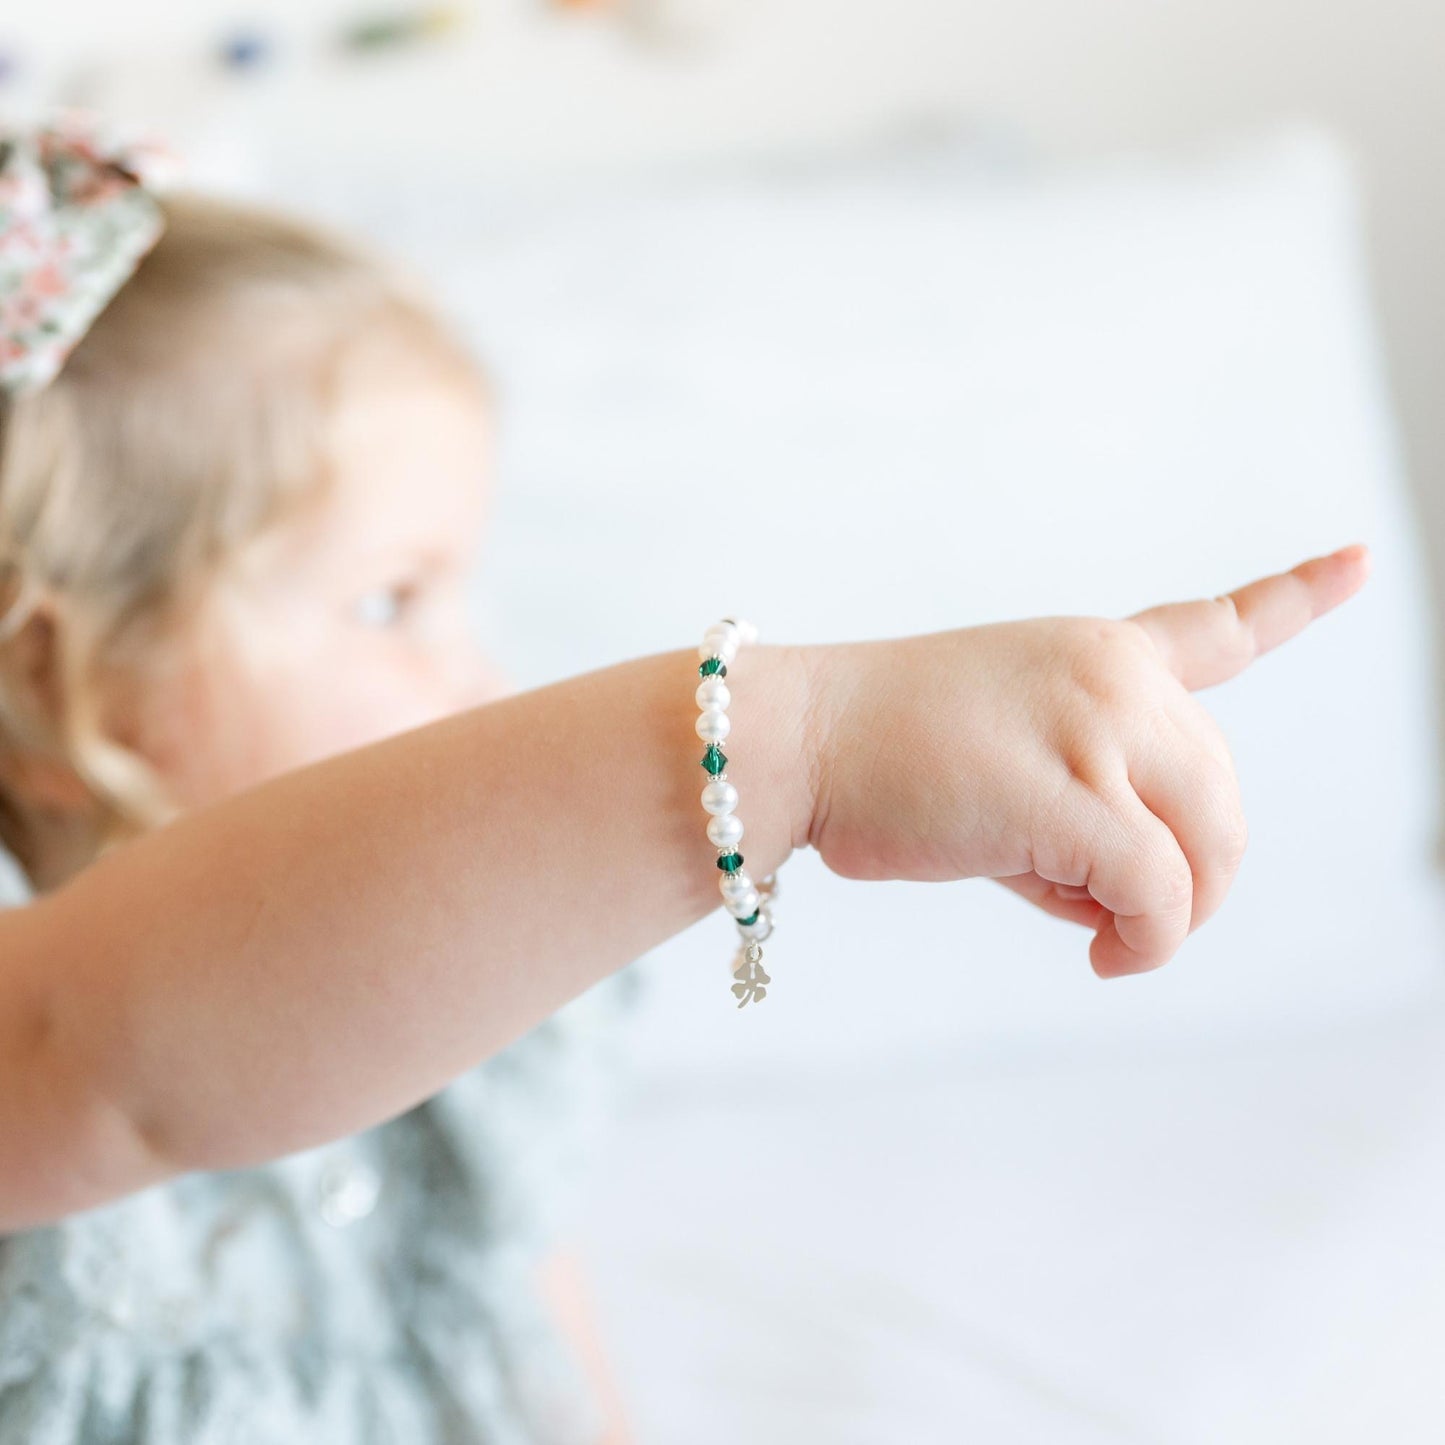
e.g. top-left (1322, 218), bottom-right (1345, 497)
top-left (696, 616), bottom-right (780, 1008)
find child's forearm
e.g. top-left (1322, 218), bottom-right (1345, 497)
top-left (5, 642), bottom-right (820, 1227)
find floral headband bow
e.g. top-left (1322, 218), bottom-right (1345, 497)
top-left (0, 110), bottom-right (180, 398)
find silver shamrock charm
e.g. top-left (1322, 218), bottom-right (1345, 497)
top-left (731, 941), bottom-right (770, 1008)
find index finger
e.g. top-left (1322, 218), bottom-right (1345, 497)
top-left (1124, 543), bottom-right (1373, 692)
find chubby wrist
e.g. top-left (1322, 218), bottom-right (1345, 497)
top-left (746, 640), bottom-right (830, 859)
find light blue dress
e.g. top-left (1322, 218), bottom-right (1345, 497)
top-left (0, 851), bottom-right (647, 1444)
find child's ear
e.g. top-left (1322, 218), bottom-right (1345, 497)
top-left (0, 604), bottom-right (96, 816)
top-left (5, 601), bottom-right (63, 722)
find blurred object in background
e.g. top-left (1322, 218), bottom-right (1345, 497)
top-left (0, 44), bottom-right (24, 90)
top-left (5, 4), bottom-right (1440, 625)
top-left (335, 5), bottom-right (467, 54)
top-left (546, 0), bottom-right (737, 47)
top-left (215, 28), bottom-right (276, 73)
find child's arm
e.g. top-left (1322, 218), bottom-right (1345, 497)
top-left (0, 544), bottom-right (1369, 1232)
top-left (0, 643), bottom-right (821, 1231)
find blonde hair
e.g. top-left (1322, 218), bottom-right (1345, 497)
top-left (0, 191), bottom-right (484, 888)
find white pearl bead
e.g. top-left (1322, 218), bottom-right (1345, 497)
top-left (729, 617), bottom-right (759, 646)
top-left (695, 676), bottom-right (730, 711)
top-left (707, 812), bottom-right (743, 849)
top-left (719, 870), bottom-right (755, 903)
top-left (696, 709), bottom-right (731, 743)
top-left (701, 780), bottom-right (738, 816)
top-left (703, 628), bottom-right (739, 664)
top-left (739, 908), bottom-right (773, 941)
top-left (725, 886), bottom-right (761, 919)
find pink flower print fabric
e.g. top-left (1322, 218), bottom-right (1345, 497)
top-left (0, 110), bottom-right (178, 397)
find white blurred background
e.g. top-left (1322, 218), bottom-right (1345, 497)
top-left (6, 4), bottom-right (1445, 1440)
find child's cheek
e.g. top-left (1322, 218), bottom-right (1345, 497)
top-left (281, 643), bottom-right (456, 763)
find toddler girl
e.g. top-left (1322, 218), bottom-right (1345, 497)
top-left (0, 114), bottom-right (1372, 1444)
top-left (0, 115), bottom-right (641, 1444)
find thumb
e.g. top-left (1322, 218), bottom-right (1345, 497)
top-left (1125, 544), bottom-right (1373, 692)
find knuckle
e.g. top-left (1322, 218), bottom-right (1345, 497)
top-left (1219, 808), bottom-right (1250, 873)
top-left (1157, 704), bottom-right (1248, 878)
top-left (1065, 618), bottom-right (1150, 709)
top-left (1125, 809), bottom-right (1194, 921)
top-left (1196, 712), bottom-right (1237, 773)
top-left (1213, 591), bottom-right (1242, 625)
top-left (1155, 852), bottom-right (1195, 917)
top-left (1114, 616), bottom-right (1162, 659)
top-left (1194, 749), bottom-right (1249, 870)
top-left (1212, 593), bottom-right (1258, 669)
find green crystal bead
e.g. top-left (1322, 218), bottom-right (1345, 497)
top-left (701, 745), bottom-right (727, 776)
top-left (737, 910), bottom-right (760, 926)
top-left (698, 657), bottom-right (727, 678)
top-left (716, 851), bottom-right (744, 873)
